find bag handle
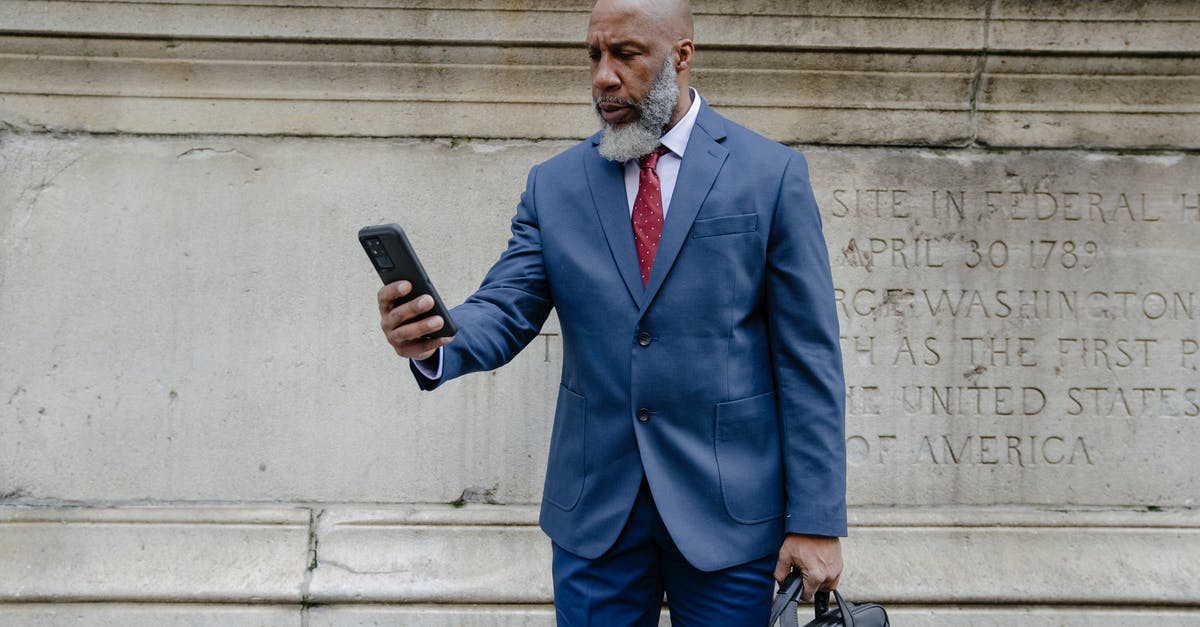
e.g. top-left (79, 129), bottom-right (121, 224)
top-left (769, 572), bottom-right (856, 627)
top-left (768, 572), bottom-right (804, 627)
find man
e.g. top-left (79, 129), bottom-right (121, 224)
top-left (378, 0), bottom-right (846, 624)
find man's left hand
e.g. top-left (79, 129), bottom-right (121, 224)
top-left (773, 534), bottom-right (843, 602)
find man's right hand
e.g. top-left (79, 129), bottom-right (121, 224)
top-left (378, 280), bottom-right (454, 360)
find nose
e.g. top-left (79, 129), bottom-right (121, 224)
top-left (592, 54), bottom-right (620, 93)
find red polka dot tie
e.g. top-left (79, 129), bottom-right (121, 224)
top-left (632, 145), bottom-right (671, 287)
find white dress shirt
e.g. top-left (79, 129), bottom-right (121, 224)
top-left (415, 89), bottom-right (705, 380)
top-left (622, 87), bottom-right (702, 217)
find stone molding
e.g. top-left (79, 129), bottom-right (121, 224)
top-left (0, 506), bottom-right (312, 603)
top-left (2, 504), bottom-right (1197, 607)
top-left (0, 0), bottom-right (1196, 147)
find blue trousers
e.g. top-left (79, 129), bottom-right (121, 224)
top-left (552, 480), bottom-right (777, 626)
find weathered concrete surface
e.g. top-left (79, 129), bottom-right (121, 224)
top-left (0, 135), bottom-right (565, 506)
top-left (3, 136), bottom-right (1197, 508)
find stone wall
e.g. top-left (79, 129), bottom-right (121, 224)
top-left (1, 1), bottom-right (1197, 624)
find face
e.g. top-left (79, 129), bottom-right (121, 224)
top-left (587, 2), bottom-right (681, 127)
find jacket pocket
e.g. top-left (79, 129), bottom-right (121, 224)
top-left (691, 213), bottom-right (758, 238)
top-left (543, 385), bottom-right (586, 510)
top-left (714, 391), bottom-right (785, 524)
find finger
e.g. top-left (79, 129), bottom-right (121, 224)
top-left (377, 281), bottom-right (412, 316)
top-left (391, 332), bottom-right (449, 359)
top-left (377, 280), bottom-right (410, 315)
top-left (821, 555), bottom-right (843, 592)
top-left (773, 555), bottom-right (792, 584)
top-left (807, 570), bottom-right (840, 598)
top-left (387, 315), bottom-right (446, 347)
top-left (396, 334), bottom-right (453, 360)
top-left (799, 570), bottom-right (823, 602)
top-left (382, 294), bottom-right (437, 332)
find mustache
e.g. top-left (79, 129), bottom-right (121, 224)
top-left (594, 95), bottom-right (639, 110)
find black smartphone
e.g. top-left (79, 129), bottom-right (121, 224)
top-left (358, 223), bottom-right (457, 338)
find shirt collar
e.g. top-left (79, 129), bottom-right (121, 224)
top-left (659, 87), bottom-right (701, 159)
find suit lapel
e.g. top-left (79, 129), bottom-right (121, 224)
top-left (583, 104), bottom-right (731, 312)
top-left (584, 136), bottom-right (644, 306)
top-left (640, 107), bottom-right (728, 311)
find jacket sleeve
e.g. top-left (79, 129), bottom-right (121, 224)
top-left (412, 165), bottom-right (554, 390)
top-left (767, 151), bottom-right (848, 537)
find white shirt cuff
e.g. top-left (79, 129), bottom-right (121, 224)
top-left (412, 346), bottom-right (444, 380)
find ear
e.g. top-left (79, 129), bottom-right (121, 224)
top-left (674, 38), bottom-right (695, 71)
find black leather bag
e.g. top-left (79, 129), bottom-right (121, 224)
top-left (769, 572), bottom-right (889, 627)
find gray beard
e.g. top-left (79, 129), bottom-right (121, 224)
top-left (595, 58), bottom-right (680, 163)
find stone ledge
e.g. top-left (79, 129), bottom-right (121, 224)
top-left (990, 0), bottom-right (1200, 54)
top-left (0, 38), bottom-right (978, 144)
top-left (6, 0), bottom-right (1195, 54)
top-left (4, 504), bottom-right (1193, 605)
top-left (309, 506), bottom-right (553, 604)
top-left (307, 504), bottom-right (1200, 605)
top-left (0, 506), bottom-right (312, 602)
top-left (0, 1), bottom-right (1196, 146)
top-left (0, 1), bottom-right (991, 50)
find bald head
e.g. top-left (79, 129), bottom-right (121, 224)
top-left (590, 0), bottom-right (693, 41)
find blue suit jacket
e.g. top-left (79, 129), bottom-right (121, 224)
top-left (415, 103), bottom-right (846, 571)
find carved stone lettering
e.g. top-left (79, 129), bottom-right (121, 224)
top-left (829, 188), bottom-right (1182, 224)
top-left (817, 150), bottom-right (1199, 507)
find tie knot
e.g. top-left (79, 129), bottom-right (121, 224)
top-left (637, 145), bottom-right (671, 171)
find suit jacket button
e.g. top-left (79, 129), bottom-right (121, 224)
top-left (636, 332), bottom-right (652, 346)
top-left (637, 408), bottom-right (650, 422)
